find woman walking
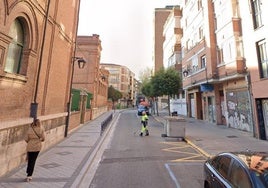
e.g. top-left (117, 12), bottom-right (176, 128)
top-left (24, 119), bottom-right (45, 182)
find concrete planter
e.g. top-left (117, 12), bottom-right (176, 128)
top-left (162, 116), bottom-right (186, 139)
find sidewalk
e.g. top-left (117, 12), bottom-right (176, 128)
top-left (0, 111), bottom-right (115, 188)
top-left (154, 110), bottom-right (268, 158)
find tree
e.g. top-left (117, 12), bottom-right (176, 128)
top-left (108, 86), bottom-right (122, 110)
top-left (151, 67), bottom-right (181, 115)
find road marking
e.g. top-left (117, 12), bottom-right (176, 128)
top-left (165, 163), bottom-right (181, 188)
top-left (161, 141), bottom-right (206, 162)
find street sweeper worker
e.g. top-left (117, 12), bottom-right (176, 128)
top-left (140, 111), bottom-right (149, 136)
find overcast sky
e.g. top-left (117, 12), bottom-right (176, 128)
top-left (78, 0), bottom-right (179, 78)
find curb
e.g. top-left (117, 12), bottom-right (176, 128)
top-left (184, 138), bottom-right (212, 158)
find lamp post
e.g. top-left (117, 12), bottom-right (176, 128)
top-left (64, 57), bottom-right (86, 137)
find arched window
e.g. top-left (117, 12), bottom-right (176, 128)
top-left (5, 19), bottom-right (24, 74)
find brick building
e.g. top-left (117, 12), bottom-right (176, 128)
top-left (0, 0), bottom-right (88, 176)
top-left (76, 35), bottom-right (109, 119)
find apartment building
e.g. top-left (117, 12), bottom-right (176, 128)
top-left (154, 6), bottom-right (174, 73)
top-left (100, 63), bottom-right (135, 107)
top-left (181, 0), bottom-right (249, 128)
top-left (212, 0), bottom-right (250, 130)
top-left (162, 6), bottom-right (186, 115)
top-left (181, 0), bottom-right (217, 122)
top-left (179, 0), bottom-right (268, 140)
top-left (0, 0), bottom-right (82, 175)
top-left (239, 0), bottom-right (268, 140)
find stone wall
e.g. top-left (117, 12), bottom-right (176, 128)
top-left (0, 115), bottom-right (66, 176)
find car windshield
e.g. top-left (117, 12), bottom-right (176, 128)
top-left (249, 170), bottom-right (268, 188)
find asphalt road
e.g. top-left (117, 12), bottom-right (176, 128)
top-left (89, 110), bottom-right (207, 188)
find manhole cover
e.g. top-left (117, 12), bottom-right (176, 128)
top-left (226, 135), bottom-right (238, 138)
top-left (56, 151), bottom-right (72, 156)
top-left (41, 162), bottom-right (61, 169)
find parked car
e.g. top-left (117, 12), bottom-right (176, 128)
top-left (204, 151), bottom-right (268, 188)
top-left (137, 104), bottom-right (150, 116)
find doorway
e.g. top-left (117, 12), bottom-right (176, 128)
top-left (190, 94), bottom-right (195, 118)
top-left (256, 99), bottom-right (267, 140)
top-left (208, 96), bottom-right (216, 123)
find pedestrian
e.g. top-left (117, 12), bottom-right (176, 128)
top-left (24, 118), bottom-right (45, 182)
top-left (140, 111), bottom-right (149, 136)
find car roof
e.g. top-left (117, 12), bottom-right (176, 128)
top-left (217, 151), bottom-right (268, 173)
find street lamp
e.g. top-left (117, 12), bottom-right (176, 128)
top-left (77, 58), bottom-right (86, 69)
top-left (183, 70), bottom-right (189, 77)
top-left (64, 57), bottom-right (86, 137)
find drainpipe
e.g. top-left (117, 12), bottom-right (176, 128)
top-left (30, 0), bottom-right (51, 119)
top-left (64, 0), bottom-right (82, 137)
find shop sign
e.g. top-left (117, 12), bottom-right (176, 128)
top-left (200, 83), bottom-right (214, 92)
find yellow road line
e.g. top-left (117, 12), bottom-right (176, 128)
top-left (161, 141), bottom-right (207, 162)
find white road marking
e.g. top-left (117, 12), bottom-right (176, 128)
top-left (165, 163), bottom-right (181, 188)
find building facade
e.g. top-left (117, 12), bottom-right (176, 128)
top-left (181, 0), bottom-right (250, 129)
top-left (179, 0), bottom-right (267, 140)
top-left (154, 6), bottom-right (174, 73)
top-left (162, 6), bottom-right (186, 116)
top-left (155, 1), bottom-right (268, 140)
top-left (0, 0), bottom-right (82, 175)
top-left (76, 35), bottom-right (109, 119)
top-left (239, 0), bottom-right (268, 140)
top-left (100, 63), bottom-right (135, 107)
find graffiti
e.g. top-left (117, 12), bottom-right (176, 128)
top-left (226, 90), bottom-right (252, 132)
top-left (227, 101), bottom-right (236, 110)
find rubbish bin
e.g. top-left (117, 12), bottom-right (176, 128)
top-left (164, 116), bottom-right (186, 138)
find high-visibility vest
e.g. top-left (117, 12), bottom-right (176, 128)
top-left (141, 114), bottom-right (148, 122)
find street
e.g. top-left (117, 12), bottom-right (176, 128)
top-left (89, 110), bottom-right (207, 188)
top-left (1, 109), bottom-right (267, 188)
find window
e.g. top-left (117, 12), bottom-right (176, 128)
top-left (199, 26), bottom-right (204, 40)
top-left (217, 47), bottom-right (223, 65)
top-left (214, 15), bottom-right (217, 31)
top-left (182, 90), bottom-right (185, 98)
top-left (192, 55), bottom-right (198, 72)
top-left (251, 0), bottom-right (263, 29)
top-left (201, 55), bottom-right (206, 68)
top-left (211, 156), bottom-right (231, 180)
top-left (198, 0), bottom-right (202, 11)
top-left (5, 19), bottom-right (25, 74)
top-left (256, 40), bottom-right (268, 78)
top-left (230, 161), bottom-right (251, 188)
top-left (186, 39), bottom-right (190, 50)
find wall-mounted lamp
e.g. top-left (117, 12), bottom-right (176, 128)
top-left (73, 57), bottom-right (86, 69)
top-left (64, 57), bottom-right (86, 137)
top-left (101, 75), bottom-right (106, 81)
top-left (183, 70), bottom-right (189, 77)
